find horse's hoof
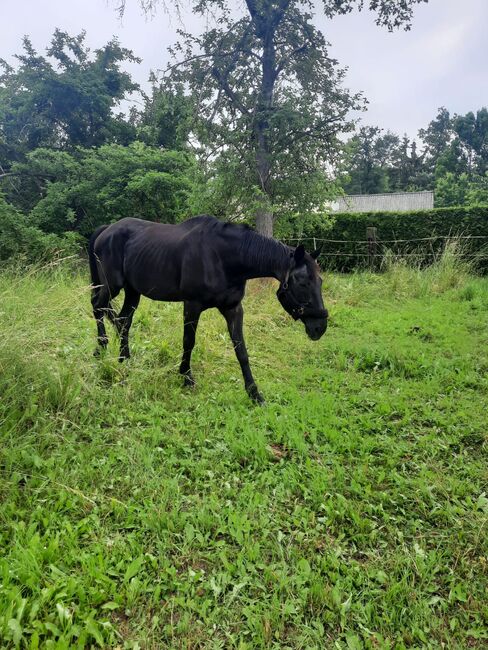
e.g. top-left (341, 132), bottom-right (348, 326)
top-left (248, 385), bottom-right (265, 405)
top-left (118, 354), bottom-right (130, 363)
top-left (183, 374), bottom-right (196, 388)
top-left (94, 347), bottom-right (106, 358)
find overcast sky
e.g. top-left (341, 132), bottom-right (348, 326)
top-left (1, 0), bottom-right (487, 140)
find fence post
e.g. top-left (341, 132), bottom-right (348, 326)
top-left (366, 227), bottom-right (378, 270)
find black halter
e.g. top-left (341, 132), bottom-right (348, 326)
top-left (277, 282), bottom-right (328, 321)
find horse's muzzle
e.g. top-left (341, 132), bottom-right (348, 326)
top-left (303, 316), bottom-right (328, 340)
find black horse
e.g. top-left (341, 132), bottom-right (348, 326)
top-left (89, 215), bottom-right (328, 403)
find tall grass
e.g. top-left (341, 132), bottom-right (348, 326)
top-left (1, 250), bottom-right (487, 649)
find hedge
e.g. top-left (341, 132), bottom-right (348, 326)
top-left (285, 205), bottom-right (488, 271)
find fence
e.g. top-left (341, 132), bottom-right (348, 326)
top-left (280, 206), bottom-right (488, 271)
top-left (282, 231), bottom-right (488, 271)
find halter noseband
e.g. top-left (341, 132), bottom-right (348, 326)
top-left (277, 282), bottom-right (328, 321)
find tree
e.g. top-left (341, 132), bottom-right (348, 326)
top-left (435, 171), bottom-right (488, 207)
top-left (466, 172), bottom-right (488, 205)
top-left (418, 107), bottom-right (453, 180)
top-left (418, 106), bottom-right (488, 205)
top-left (129, 0), bottom-right (428, 236)
top-left (338, 126), bottom-right (398, 194)
top-left (453, 108), bottom-right (488, 176)
top-left (434, 172), bottom-right (470, 207)
top-left (0, 192), bottom-right (77, 262)
top-left (337, 125), bottom-right (434, 195)
top-left (0, 30), bottom-right (140, 168)
top-left (136, 77), bottom-right (193, 150)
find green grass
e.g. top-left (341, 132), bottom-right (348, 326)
top-left (0, 256), bottom-right (487, 649)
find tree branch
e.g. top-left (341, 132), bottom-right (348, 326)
top-left (275, 42), bottom-right (308, 77)
top-left (211, 67), bottom-right (250, 116)
top-left (0, 171), bottom-right (56, 179)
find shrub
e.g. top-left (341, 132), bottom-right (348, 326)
top-left (22, 143), bottom-right (195, 237)
top-left (281, 205), bottom-right (488, 271)
top-left (0, 193), bottom-right (81, 264)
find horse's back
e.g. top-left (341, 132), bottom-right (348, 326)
top-left (92, 215), bottom-right (227, 300)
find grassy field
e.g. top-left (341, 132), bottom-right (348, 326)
top-left (0, 252), bottom-right (487, 649)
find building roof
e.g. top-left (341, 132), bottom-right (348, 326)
top-left (331, 190), bottom-right (434, 213)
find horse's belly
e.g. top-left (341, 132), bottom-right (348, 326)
top-left (123, 240), bottom-right (181, 300)
top-left (123, 234), bottom-right (242, 305)
top-left (129, 271), bottom-right (182, 302)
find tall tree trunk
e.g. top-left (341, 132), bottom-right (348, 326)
top-left (255, 199), bottom-right (273, 238)
top-left (255, 133), bottom-right (273, 237)
top-left (253, 18), bottom-right (276, 237)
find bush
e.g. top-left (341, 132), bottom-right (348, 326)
top-left (0, 194), bottom-right (81, 264)
top-left (283, 205), bottom-right (488, 271)
top-left (21, 143), bottom-right (195, 237)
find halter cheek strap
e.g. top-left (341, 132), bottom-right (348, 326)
top-left (278, 262), bottom-right (327, 320)
top-left (281, 267), bottom-right (290, 290)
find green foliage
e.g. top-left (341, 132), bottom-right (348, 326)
top-left (338, 106), bottom-right (488, 203)
top-left (338, 127), bottom-right (399, 195)
top-left (190, 157), bottom-right (341, 227)
top-left (466, 172), bottom-right (488, 205)
top-left (435, 172), bottom-right (488, 208)
top-left (12, 143), bottom-right (195, 237)
top-left (0, 262), bottom-right (487, 647)
top-left (0, 30), bottom-right (139, 167)
top-left (168, 4), bottom-right (360, 234)
top-left (0, 193), bottom-right (79, 263)
top-left (453, 108), bottom-right (488, 175)
top-left (137, 81), bottom-right (193, 150)
top-left (435, 172), bottom-right (471, 207)
top-left (421, 107), bottom-right (488, 199)
top-left (162, 0), bottom-right (426, 234)
top-left (288, 205), bottom-right (488, 271)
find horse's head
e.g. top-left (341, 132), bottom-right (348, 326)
top-left (277, 245), bottom-right (328, 341)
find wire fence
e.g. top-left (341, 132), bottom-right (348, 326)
top-left (281, 233), bottom-right (488, 268)
top-left (284, 234), bottom-right (488, 244)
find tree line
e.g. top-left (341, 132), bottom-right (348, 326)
top-left (0, 0), bottom-right (486, 260)
top-left (337, 109), bottom-right (488, 206)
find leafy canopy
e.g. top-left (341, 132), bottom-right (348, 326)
top-left (132, 0), bottom-right (428, 234)
top-left (0, 30), bottom-right (139, 167)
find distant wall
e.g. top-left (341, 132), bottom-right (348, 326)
top-left (332, 191), bottom-right (434, 213)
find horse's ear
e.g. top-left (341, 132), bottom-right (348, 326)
top-left (294, 244), bottom-right (305, 264)
top-left (311, 249), bottom-right (320, 260)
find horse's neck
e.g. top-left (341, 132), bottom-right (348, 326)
top-left (237, 230), bottom-right (290, 282)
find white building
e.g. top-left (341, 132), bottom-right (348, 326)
top-left (330, 190), bottom-right (434, 213)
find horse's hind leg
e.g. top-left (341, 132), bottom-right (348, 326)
top-left (91, 285), bottom-right (119, 356)
top-left (179, 301), bottom-right (202, 386)
top-left (116, 286), bottom-right (141, 362)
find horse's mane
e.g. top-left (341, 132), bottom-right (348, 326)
top-left (237, 225), bottom-right (290, 276)
top-left (183, 215), bottom-right (291, 276)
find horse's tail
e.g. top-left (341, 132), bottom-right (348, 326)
top-left (88, 224), bottom-right (109, 290)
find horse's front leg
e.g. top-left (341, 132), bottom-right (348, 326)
top-left (180, 301), bottom-right (202, 387)
top-left (220, 303), bottom-right (264, 404)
